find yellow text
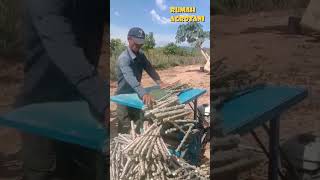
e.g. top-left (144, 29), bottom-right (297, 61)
top-left (170, 7), bottom-right (196, 13)
top-left (170, 15), bottom-right (205, 22)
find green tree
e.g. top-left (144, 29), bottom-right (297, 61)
top-left (175, 22), bottom-right (209, 48)
top-left (142, 32), bottom-right (156, 52)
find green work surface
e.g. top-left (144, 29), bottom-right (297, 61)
top-left (0, 101), bottom-right (107, 152)
top-left (111, 87), bottom-right (206, 109)
top-left (149, 89), bottom-right (169, 100)
top-left (217, 85), bottom-right (307, 135)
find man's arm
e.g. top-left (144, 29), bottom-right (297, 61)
top-left (118, 57), bottom-right (147, 98)
top-left (143, 54), bottom-right (170, 89)
top-left (141, 54), bottom-right (161, 84)
top-left (26, 0), bottom-right (108, 121)
top-left (142, 54), bottom-right (173, 89)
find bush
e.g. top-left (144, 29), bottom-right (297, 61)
top-left (163, 43), bottom-right (179, 56)
top-left (163, 43), bottom-right (196, 56)
top-left (142, 32), bottom-right (156, 52)
top-left (110, 38), bottom-right (126, 80)
top-left (110, 38), bottom-right (126, 57)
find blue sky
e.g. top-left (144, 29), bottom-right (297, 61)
top-left (110, 0), bottom-right (210, 48)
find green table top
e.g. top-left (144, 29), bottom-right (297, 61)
top-left (0, 101), bottom-right (107, 152)
top-left (217, 85), bottom-right (308, 135)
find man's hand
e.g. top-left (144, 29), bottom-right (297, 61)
top-left (158, 80), bottom-right (171, 89)
top-left (142, 94), bottom-right (155, 109)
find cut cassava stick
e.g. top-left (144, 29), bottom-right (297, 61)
top-left (163, 110), bottom-right (192, 122)
top-left (176, 124), bottom-right (195, 152)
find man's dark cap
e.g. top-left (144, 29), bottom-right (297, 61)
top-left (128, 27), bottom-right (145, 44)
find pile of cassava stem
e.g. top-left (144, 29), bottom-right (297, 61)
top-left (110, 83), bottom-right (210, 180)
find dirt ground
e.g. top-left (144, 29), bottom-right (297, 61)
top-left (214, 10), bottom-right (320, 179)
top-left (109, 64), bottom-right (211, 159)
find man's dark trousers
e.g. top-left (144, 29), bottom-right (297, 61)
top-left (16, 0), bottom-right (108, 180)
top-left (117, 105), bottom-right (143, 134)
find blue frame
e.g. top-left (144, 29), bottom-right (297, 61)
top-left (110, 87), bottom-right (207, 109)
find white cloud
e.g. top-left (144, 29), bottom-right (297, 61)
top-left (156, 0), bottom-right (167, 11)
top-left (154, 33), bottom-right (176, 47)
top-left (114, 11), bottom-right (120, 16)
top-left (150, 9), bottom-right (170, 25)
top-left (110, 24), bottom-right (129, 45)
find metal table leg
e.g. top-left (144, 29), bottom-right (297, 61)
top-left (96, 153), bottom-right (108, 180)
top-left (269, 116), bottom-right (280, 180)
top-left (187, 99), bottom-right (199, 120)
top-left (251, 130), bottom-right (286, 180)
top-left (193, 99), bottom-right (198, 120)
top-left (251, 130), bottom-right (270, 158)
top-left (263, 124), bottom-right (300, 179)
